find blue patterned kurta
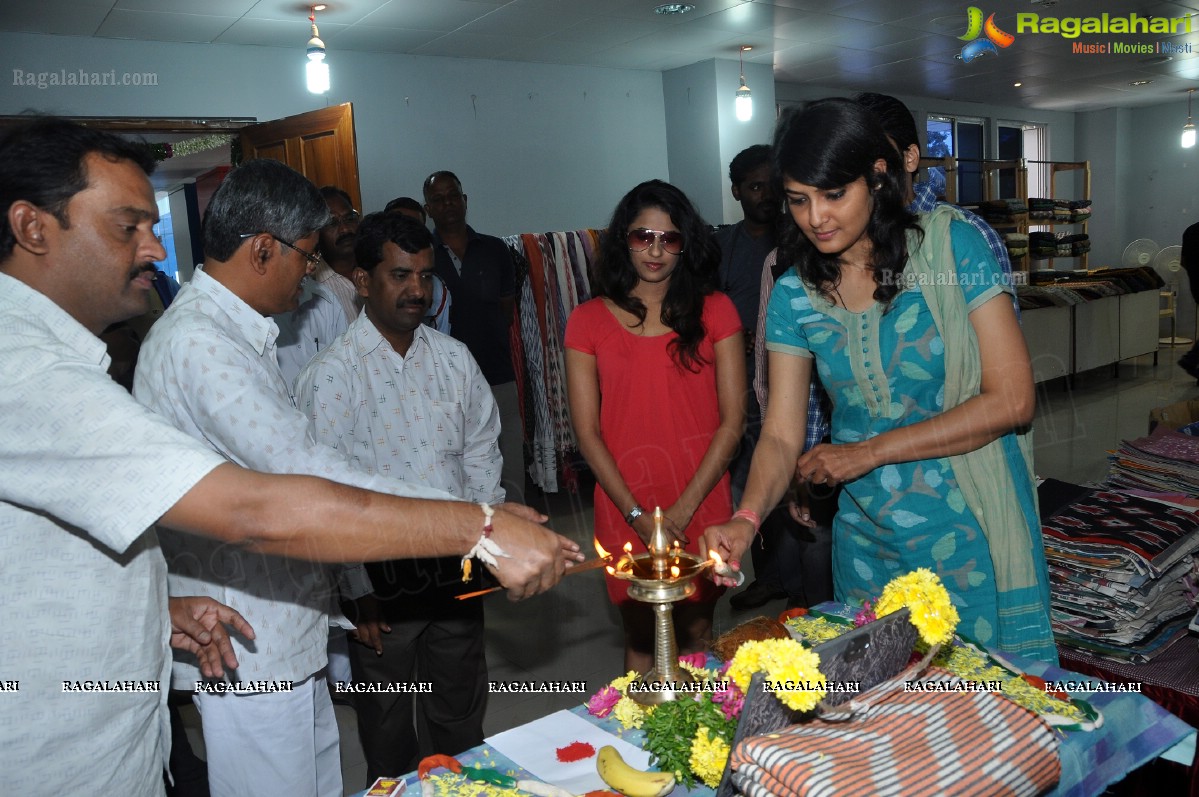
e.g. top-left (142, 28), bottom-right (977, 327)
top-left (765, 220), bottom-right (1038, 648)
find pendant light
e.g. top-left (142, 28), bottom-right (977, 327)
top-left (306, 5), bottom-right (330, 95)
top-left (1183, 89), bottom-right (1196, 149)
top-left (735, 46), bottom-right (752, 122)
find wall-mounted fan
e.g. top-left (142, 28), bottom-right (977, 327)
top-left (1153, 245), bottom-right (1193, 346)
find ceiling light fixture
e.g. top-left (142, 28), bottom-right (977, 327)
top-left (1013, 81), bottom-right (1022, 87)
top-left (736, 45), bottom-right (752, 122)
top-left (654, 3), bottom-right (695, 14)
top-left (1183, 89), bottom-right (1196, 148)
top-left (1128, 80), bottom-right (1153, 86)
top-left (306, 5), bottom-right (330, 94)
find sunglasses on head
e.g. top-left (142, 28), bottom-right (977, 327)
top-left (627, 228), bottom-right (684, 255)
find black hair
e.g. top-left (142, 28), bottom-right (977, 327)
top-left (729, 144), bottom-right (772, 186)
top-left (383, 196), bottom-right (426, 222)
top-left (422, 170), bottom-right (462, 199)
top-left (318, 185), bottom-right (355, 210)
top-left (354, 211), bottom-right (434, 272)
top-left (0, 117), bottom-right (157, 260)
top-left (203, 159), bottom-right (330, 262)
top-left (593, 179), bottom-right (718, 372)
top-left (773, 98), bottom-right (919, 306)
top-left (854, 92), bottom-right (920, 153)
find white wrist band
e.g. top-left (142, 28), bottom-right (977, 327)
top-left (461, 503), bottom-right (508, 581)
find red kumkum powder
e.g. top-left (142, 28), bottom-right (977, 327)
top-left (555, 741), bottom-right (595, 763)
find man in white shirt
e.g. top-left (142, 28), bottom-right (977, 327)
top-left (0, 118), bottom-right (577, 796)
top-left (274, 276), bottom-right (348, 387)
top-left (298, 213), bottom-right (499, 780)
top-left (315, 185), bottom-right (364, 323)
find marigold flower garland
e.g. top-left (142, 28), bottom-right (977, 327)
top-left (874, 567), bottom-right (959, 646)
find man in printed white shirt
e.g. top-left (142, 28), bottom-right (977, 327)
top-left (297, 213), bottom-right (498, 781)
top-left (0, 119), bottom-right (577, 797)
top-left (133, 158), bottom-right (581, 797)
top-left (315, 185), bottom-right (365, 323)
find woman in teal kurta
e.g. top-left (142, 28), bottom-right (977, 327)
top-left (703, 99), bottom-right (1057, 663)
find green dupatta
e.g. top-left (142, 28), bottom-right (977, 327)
top-left (905, 204), bottom-right (1056, 662)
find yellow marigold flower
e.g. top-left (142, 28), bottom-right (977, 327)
top-left (611, 670), bottom-right (639, 692)
top-left (611, 696), bottom-right (648, 729)
top-left (727, 638), bottom-right (826, 713)
top-left (689, 726), bottom-right (731, 788)
top-left (875, 568), bottom-right (959, 646)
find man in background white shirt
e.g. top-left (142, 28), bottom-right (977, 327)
top-left (298, 212), bottom-right (498, 781)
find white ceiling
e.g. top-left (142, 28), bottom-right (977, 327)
top-left (6, 0), bottom-right (1199, 112)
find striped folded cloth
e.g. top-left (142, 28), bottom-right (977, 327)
top-left (730, 669), bottom-right (1060, 797)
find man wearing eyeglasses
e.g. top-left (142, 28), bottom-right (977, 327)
top-left (132, 159), bottom-right (579, 796)
top-left (314, 185), bottom-right (362, 324)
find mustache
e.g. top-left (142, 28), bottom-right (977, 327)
top-left (130, 263), bottom-right (157, 279)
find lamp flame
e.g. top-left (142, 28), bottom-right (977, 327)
top-left (670, 565), bottom-right (680, 578)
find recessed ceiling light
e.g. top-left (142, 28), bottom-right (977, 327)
top-left (654, 3), bottom-right (695, 14)
top-left (1129, 80), bottom-right (1154, 86)
top-left (1013, 81), bottom-right (1023, 87)
top-left (312, 3), bottom-right (327, 10)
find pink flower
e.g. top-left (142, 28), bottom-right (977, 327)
top-left (678, 652), bottom-right (707, 669)
top-left (712, 682), bottom-right (745, 720)
top-left (853, 600), bottom-right (876, 628)
top-left (586, 686), bottom-right (620, 718)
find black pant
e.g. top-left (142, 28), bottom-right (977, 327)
top-left (349, 613), bottom-right (487, 782)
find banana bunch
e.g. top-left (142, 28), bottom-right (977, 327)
top-left (595, 745), bottom-right (676, 797)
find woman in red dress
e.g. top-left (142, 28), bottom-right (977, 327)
top-left (565, 180), bottom-right (746, 673)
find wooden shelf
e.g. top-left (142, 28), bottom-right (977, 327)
top-left (1027, 160), bottom-right (1091, 270)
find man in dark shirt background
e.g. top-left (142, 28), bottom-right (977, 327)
top-left (424, 170), bottom-right (525, 502)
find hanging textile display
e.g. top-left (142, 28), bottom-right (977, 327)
top-left (504, 229), bottom-right (603, 492)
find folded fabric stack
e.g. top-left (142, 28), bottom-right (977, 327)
top-left (1107, 426), bottom-right (1199, 498)
top-left (1015, 267), bottom-right (1164, 309)
top-left (1005, 232), bottom-right (1029, 259)
top-left (1042, 450), bottom-right (1199, 662)
top-left (977, 198), bottom-right (1028, 226)
top-left (729, 670), bottom-right (1061, 797)
top-left (1028, 198), bottom-right (1091, 223)
top-left (1028, 197), bottom-right (1056, 220)
top-left (1066, 198), bottom-right (1092, 223)
top-left (1028, 231), bottom-right (1090, 259)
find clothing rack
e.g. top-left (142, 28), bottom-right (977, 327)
top-left (503, 229), bottom-right (604, 492)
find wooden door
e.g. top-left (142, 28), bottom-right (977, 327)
top-left (239, 103), bottom-right (361, 211)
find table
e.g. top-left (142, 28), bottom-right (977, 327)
top-left (358, 617), bottom-right (1195, 797)
top-left (1059, 638), bottom-right (1199, 794)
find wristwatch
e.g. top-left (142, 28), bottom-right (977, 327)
top-left (624, 505), bottom-right (645, 525)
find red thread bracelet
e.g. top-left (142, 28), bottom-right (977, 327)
top-left (480, 502), bottom-right (494, 538)
top-left (731, 508), bottom-right (762, 534)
